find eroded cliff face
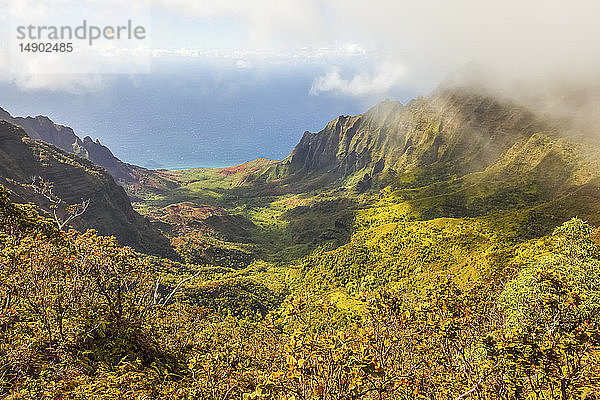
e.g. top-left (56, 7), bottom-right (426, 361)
top-left (0, 121), bottom-right (172, 256)
top-left (271, 88), bottom-right (546, 184)
top-left (0, 107), bottom-right (139, 183)
top-left (253, 83), bottom-right (600, 231)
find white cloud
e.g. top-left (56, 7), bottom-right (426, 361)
top-left (1, 0), bottom-right (150, 92)
top-left (150, 0), bottom-right (326, 47)
top-left (149, 45), bottom-right (366, 62)
top-left (343, 43), bottom-right (366, 57)
top-left (149, 0), bottom-right (600, 92)
top-left (310, 62), bottom-right (405, 97)
top-left (235, 59), bottom-right (252, 69)
top-left (11, 73), bottom-right (108, 93)
top-left (152, 48), bottom-right (200, 58)
top-left (4, 0), bottom-right (600, 94)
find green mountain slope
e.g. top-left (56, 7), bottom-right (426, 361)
top-left (256, 84), bottom-right (600, 223)
top-left (123, 83), bottom-right (600, 294)
top-left (0, 106), bottom-right (144, 183)
top-left (0, 120), bottom-right (172, 256)
top-left (264, 87), bottom-right (546, 185)
top-left (2, 81), bottom-right (600, 398)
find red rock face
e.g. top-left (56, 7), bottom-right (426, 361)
top-left (148, 201), bottom-right (254, 238)
top-left (218, 158), bottom-right (275, 176)
top-left (218, 164), bottom-right (246, 176)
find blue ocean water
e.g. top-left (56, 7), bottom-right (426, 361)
top-left (0, 59), bottom-right (416, 170)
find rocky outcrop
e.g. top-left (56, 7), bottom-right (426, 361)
top-left (0, 120), bottom-right (172, 257)
top-left (0, 107), bottom-right (138, 183)
top-left (266, 86), bottom-right (546, 185)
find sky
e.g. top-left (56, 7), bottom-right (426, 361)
top-left (0, 0), bottom-right (599, 168)
top-left (1, 0), bottom-right (598, 95)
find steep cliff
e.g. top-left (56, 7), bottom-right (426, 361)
top-left (267, 87), bottom-right (547, 184)
top-left (0, 107), bottom-right (139, 182)
top-left (0, 120), bottom-right (172, 256)
top-left (257, 84), bottom-right (600, 229)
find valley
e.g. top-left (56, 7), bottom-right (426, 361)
top-left (1, 80), bottom-right (600, 398)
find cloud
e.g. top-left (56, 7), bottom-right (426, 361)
top-left (150, 0), bottom-right (600, 92)
top-left (11, 73), bottom-right (108, 93)
top-left (310, 62), bottom-right (405, 97)
top-left (4, 0), bottom-right (600, 95)
top-left (0, 42), bottom-right (150, 93)
top-left (235, 59), bottom-right (252, 69)
top-left (150, 0), bottom-right (326, 47)
top-left (0, 0), bottom-right (150, 92)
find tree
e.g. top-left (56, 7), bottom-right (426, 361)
top-left (30, 176), bottom-right (90, 230)
top-left (492, 218), bottom-right (600, 399)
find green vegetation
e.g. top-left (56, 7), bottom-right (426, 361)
top-left (3, 88), bottom-right (600, 398)
top-left (0, 121), bottom-right (172, 256)
top-left (3, 164), bottom-right (600, 398)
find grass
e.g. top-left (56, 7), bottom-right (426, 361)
top-left (127, 128), bottom-right (600, 317)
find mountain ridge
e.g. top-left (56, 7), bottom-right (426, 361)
top-left (0, 120), bottom-right (172, 256)
top-left (0, 106), bottom-right (142, 183)
top-left (264, 86), bottom-right (550, 187)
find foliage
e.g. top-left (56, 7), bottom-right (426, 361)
top-left (2, 175), bottom-right (600, 399)
top-left (172, 233), bottom-right (254, 268)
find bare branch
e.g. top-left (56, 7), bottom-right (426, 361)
top-left (155, 270), bottom-right (203, 306)
top-left (153, 277), bottom-right (161, 305)
top-left (455, 377), bottom-right (484, 400)
top-left (29, 176), bottom-right (90, 230)
top-left (59, 199), bottom-right (90, 230)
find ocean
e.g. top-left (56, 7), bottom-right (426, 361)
top-left (0, 58), bottom-right (416, 170)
